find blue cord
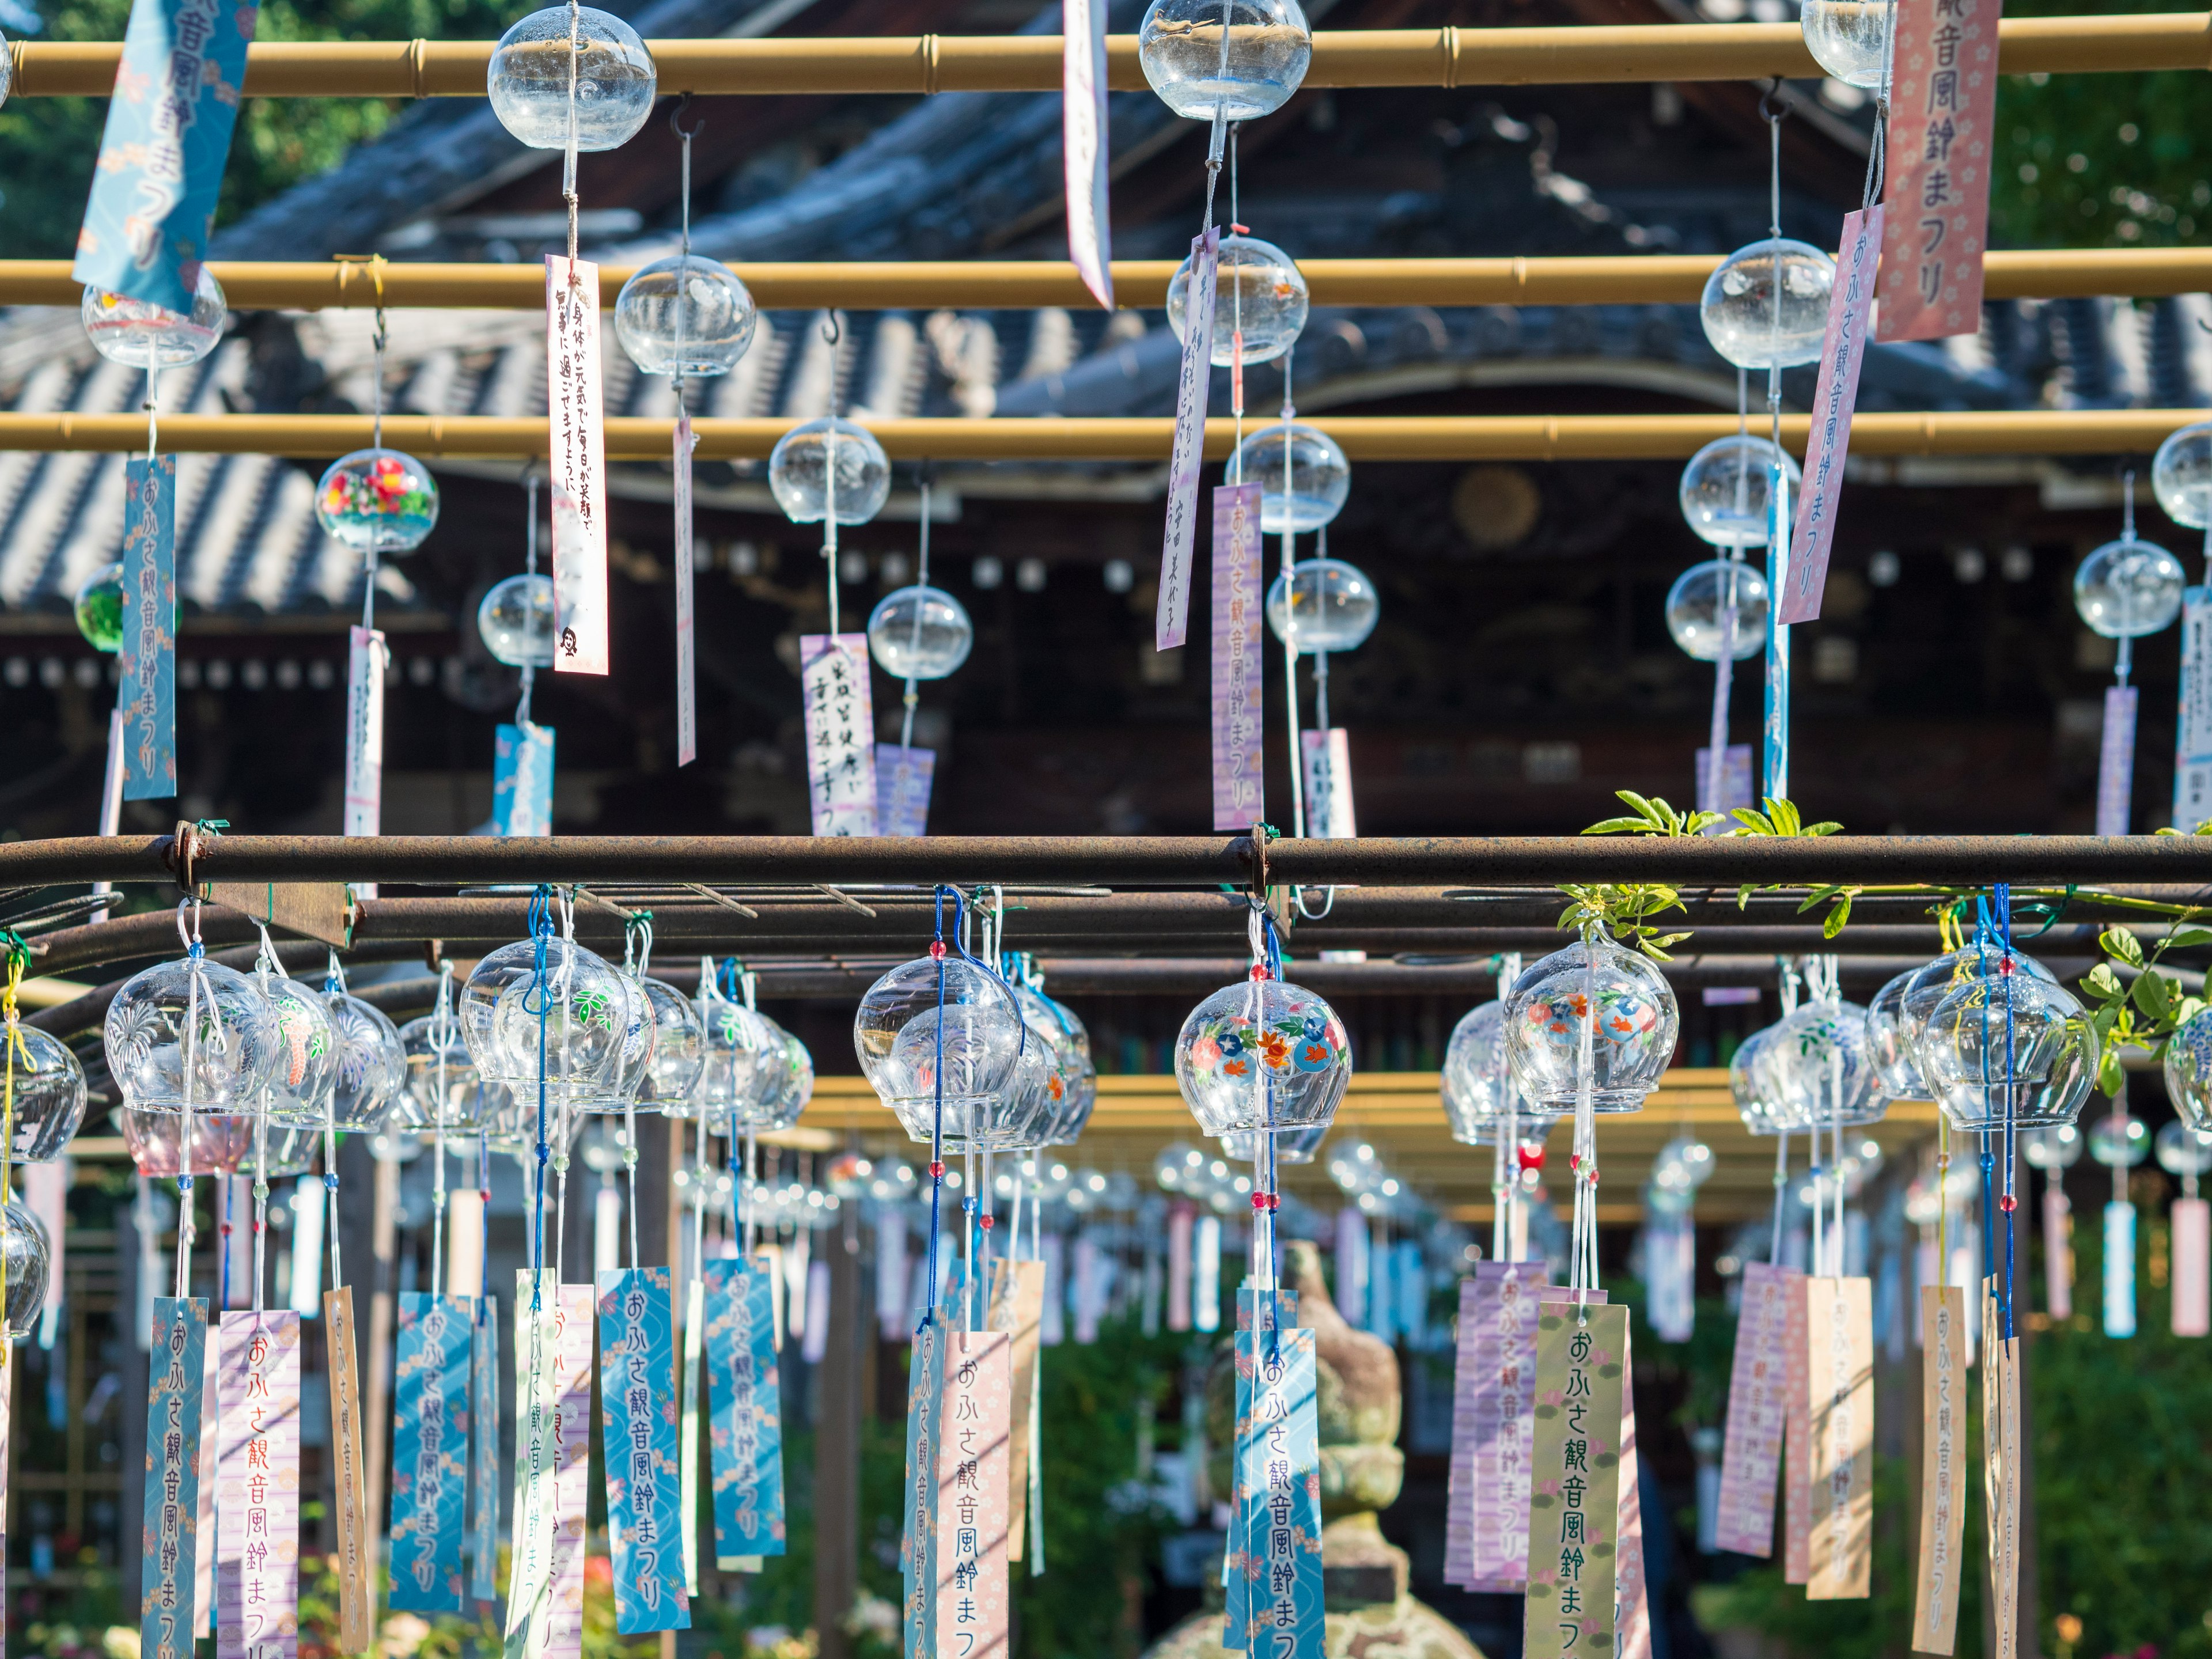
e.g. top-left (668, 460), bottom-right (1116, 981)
top-left (1997, 882), bottom-right (2017, 1345)
top-left (525, 887), bottom-right (554, 1305)
top-left (919, 886), bottom-right (956, 1335)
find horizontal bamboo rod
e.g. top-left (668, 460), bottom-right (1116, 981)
top-left (14, 247), bottom-right (2212, 311)
top-left (0, 409), bottom-right (2196, 461)
top-left (8, 14), bottom-right (2207, 97)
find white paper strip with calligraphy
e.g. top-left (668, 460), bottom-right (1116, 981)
top-left (1157, 228), bottom-right (1219, 652)
top-left (1715, 1262), bottom-right (1798, 1556)
top-left (1522, 1300), bottom-right (1627, 1659)
top-left (1804, 1277), bottom-right (1872, 1599)
top-left (344, 626), bottom-right (385, 841)
top-left (1447, 1262), bottom-right (1548, 1592)
top-left (1783, 1271), bottom-right (1811, 1583)
top-left (1877, 0), bottom-right (1999, 342)
top-left (141, 1298), bottom-right (206, 1659)
top-left (1211, 482), bottom-right (1264, 832)
top-left (1912, 1286), bottom-right (1965, 1654)
top-left (547, 257), bottom-right (610, 675)
top-left (1300, 728), bottom-right (1356, 839)
top-left (215, 1312), bottom-right (301, 1659)
top-left (1062, 0), bottom-right (1112, 312)
top-left (874, 744), bottom-right (935, 839)
top-left (1779, 206), bottom-right (1882, 626)
top-left (2173, 1197), bottom-right (2209, 1337)
top-left (2174, 588), bottom-right (2212, 830)
top-left (935, 1331), bottom-right (1012, 1659)
top-left (800, 634), bottom-right (879, 836)
top-left (2097, 684), bottom-right (2139, 836)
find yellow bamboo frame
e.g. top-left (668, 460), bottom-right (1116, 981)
top-left (7, 13), bottom-right (2207, 97)
top-left (14, 247), bottom-right (2212, 310)
top-left (5, 410), bottom-right (2195, 461)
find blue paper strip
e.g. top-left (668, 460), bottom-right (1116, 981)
top-left (1238, 1327), bottom-right (1323, 1659)
top-left (1763, 461), bottom-right (1791, 803)
top-left (493, 722), bottom-right (556, 836)
top-left (596, 1268), bottom-right (691, 1633)
top-left (1225, 1286), bottom-right (1298, 1652)
top-left (120, 454), bottom-right (177, 802)
top-left (140, 1297), bottom-right (207, 1659)
top-left (389, 1293), bottom-right (471, 1612)
top-left (703, 1259), bottom-right (786, 1564)
top-left (470, 1294), bottom-right (499, 1604)
top-left (71, 0), bottom-right (260, 311)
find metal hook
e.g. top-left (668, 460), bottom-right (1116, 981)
top-left (669, 91), bottom-right (705, 141)
top-left (1757, 79), bottom-right (1791, 126)
top-left (822, 309), bottom-right (842, 348)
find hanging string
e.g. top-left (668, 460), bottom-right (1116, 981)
top-left (552, 888), bottom-right (579, 1274)
top-left (902, 473), bottom-right (931, 749)
top-left (621, 918), bottom-right (653, 1270)
top-left (1199, 2), bottom-right (1233, 231)
top-left (518, 472), bottom-right (541, 726)
top-left (2116, 472), bottom-right (2141, 687)
top-left (362, 264), bottom-right (389, 635)
top-left (1569, 919), bottom-right (1601, 1314)
top-left (525, 885), bottom-right (555, 1301)
top-left (672, 97), bottom-right (702, 421)
top-left (176, 899), bottom-right (206, 1301)
top-left (430, 956), bottom-right (455, 1294)
top-left (251, 924), bottom-right (283, 1313)
top-left (1997, 884), bottom-right (2019, 1344)
top-left (1278, 349), bottom-right (1307, 844)
top-left (821, 313), bottom-right (844, 635)
top-left (919, 887), bottom-right (961, 1332)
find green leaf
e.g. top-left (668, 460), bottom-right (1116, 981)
top-left (1736, 884), bottom-right (1757, 910)
top-left (2099, 1047), bottom-right (2126, 1098)
top-left (2168, 928), bottom-right (2212, 950)
top-left (1803, 821), bottom-right (1844, 837)
top-left (1823, 895), bottom-right (1853, 939)
top-left (2085, 963), bottom-right (2125, 1000)
top-left (2132, 969), bottom-right (2176, 1021)
top-left (2103, 928), bottom-right (2146, 968)
top-left (1581, 817), bottom-right (1654, 838)
top-left (1646, 931), bottom-right (1692, 951)
top-left (1766, 797), bottom-right (1803, 836)
top-left (1796, 884), bottom-right (1842, 915)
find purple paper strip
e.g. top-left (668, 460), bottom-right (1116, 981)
top-left (800, 634), bottom-right (878, 836)
top-left (1156, 227), bottom-right (1219, 652)
top-left (675, 411), bottom-right (698, 768)
top-left (1714, 1261), bottom-right (1798, 1557)
top-left (1210, 482), bottom-right (1264, 832)
top-left (1779, 204), bottom-right (1883, 624)
top-left (873, 744), bottom-right (935, 838)
top-left (215, 1311), bottom-right (301, 1659)
top-left (2098, 683), bottom-right (2139, 836)
top-left (1445, 1262), bottom-right (1551, 1592)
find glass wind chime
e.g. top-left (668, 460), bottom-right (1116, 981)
top-left (1442, 953), bottom-right (1555, 1266)
top-left (866, 476), bottom-right (974, 838)
top-left (479, 476), bottom-right (560, 834)
top-left (2152, 423), bottom-right (2212, 828)
top-left (2070, 472), bottom-right (2183, 835)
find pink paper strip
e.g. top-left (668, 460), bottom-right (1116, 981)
top-left (1783, 1272), bottom-right (1812, 1582)
top-left (1779, 205), bottom-right (1883, 624)
top-left (675, 412), bottom-right (697, 767)
top-left (936, 1332), bottom-right (1013, 1659)
top-left (547, 1283), bottom-right (596, 1659)
top-left (1061, 0), bottom-right (1112, 311)
top-left (2173, 1198), bottom-right (2209, 1337)
top-left (195, 1342), bottom-right (215, 1638)
top-left (1715, 1261), bottom-right (1798, 1557)
top-left (2097, 684), bottom-right (2139, 836)
top-left (800, 634), bottom-right (879, 836)
top-left (1446, 1262), bottom-right (1549, 1592)
top-left (547, 256), bottom-right (610, 674)
top-left (2043, 1188), bottom-right (2073, 1320)
top-left (1616, 1325), bottom-right (1649, 1659)
top-left (215, 1312), bottom-right (301, 1659)
top-left (1156, 228), bottom-right (1218, 652)
top-left (1210, 482), bottom-right (1264, 832)
top-left (1877, 0), bottom-right (1999, 342)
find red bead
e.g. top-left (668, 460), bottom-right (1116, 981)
top-left (929, 1161), bottom-right (945, 1180)
top-left (1517, 1146), bottom-right (1546, 1171)
top-left (1999, 1193), bottom-right (2017, 1213)
top-left (1999, 954), bottom-right (2016, 976)
top-left (1569, 1154), bottom-right (1582, 1171)
top-left (1268, 1194), bottom-right (1281, 1211)
top-left (1252, 1191), bottom-right (1269, 1210)
top-left (929, 941), bottom-right (948, 959)
top-left (979, 1214), bottom-right (994, 1231)
top-left (1588, 1169), bottom-right (1600, 1187)
top-left (1249, 964), bottom-right (1273, 981)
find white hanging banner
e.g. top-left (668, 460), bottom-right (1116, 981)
top-left (547, 256), bottom-right (609, 676)
top-left (675, 411), bottom-right (698, 767)
top-left (1778, 204), bottom-right (1882, 626)
top-left (1061, 0), bottom-right (1113, 311)
top-left (2097, 684), bottom-right (2139, 836)
top-left (2173, 588), bottom-right (2212, 829)
top-left (800, 634), bottom-right (879, 836)
top-left (344, 626), bottom-right (385, 839)
top-left (1300, 729), bottom-right (1356, 839)
top-left (1156, 226), bottom-right (1218, 652)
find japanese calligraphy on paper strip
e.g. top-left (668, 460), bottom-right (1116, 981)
top-left (597, 1268), bottom-right (692, 1633)
top-left (391, 1293), bottom-right (472, 1613)
top-left (471, 1296), bottom-right (500, 1604)
top-left (935, 1332), bottom-right (1012, 1659)
top-left (1912, 1286), bottom-right (1965, 1654)
top-left (547, 257), bottom-right (610, 674)
top-left (1211, 482), bottom-right (1264, 832)
top-left (1804, 1277), bottom-right (1873, 1600)
top-left (141, 1298), bottom-right (206, 1659)
top-left (1878, 0), bottom-right (1999, 342)
top-left (215, 1312), bottom-right (301, 1659)
top-left (1446, 1262), bottom-right (1550, 1592)
top-left (1157, 228), bottom-right (1219, 652)
top-left (800, 634), bottom-right (880, 836)
top-left (1236, 1324), bottom-right (1322, 1659)
top-left (1522, 1301), bottom-right (1628, 1659)
top-left (119, 456), bottom-right (177, 802)
top-left (705, 1259), bottom-right (787, 1566)
top-left (1715, 1262), bottom-right (1800, 1556)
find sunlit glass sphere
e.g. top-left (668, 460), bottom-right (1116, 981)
top-left (396, 1013), bottom-right (482, 1134)
top-left (487, 6), bottom-right (657, 151)
top-left (1503, 937), bottom-right (1678, 1113)
top-left (1700, 238), bottom-right (1836, 370)
top-left (1868, 946), bottom-right (2056, 1104)
top-left (855, 957), bottom-right (1027, 1149)
top-left (315, 448), bottom-right (440, 555)
top-left (1652, 1132), bottom-right (1715, 1193)
top-left (2073, 535), bottom-right (2185, 638)
top-left (613, 255), bottom-right (757, 378)
top-left (2152, 422), bottom-right (2212, 532)
top-left (1173, 978), bottom-right (1350, 1137)
top-left (74, 562), bottom-right (124, 653)
top-left (1442, 1002), bottom-right (1514, 1145)
top-left (1800, 0), bottom-right (1893, 88)
top-left (1, 1027), bottom-right (85, 1162)
top-left (461, 938), bottom-right (630, 1107)
top-left (1731, 1024), bottom-right (1789, 1132)
top-left (692, 995), bottom-right (783, 1126)
top-left (1679, 435), bottom-right (1801, 550)
top-left (1137, 0), bottom-right (1310, 122)
top-left (1265, 558), bottom-right (1378, 655)
top-left (1166, 234), bottom-right (1308, 368)
top-left (1915, 967), bottom-right (2098, 1132)
top-left (478, 574), bottom-right (557, 668)
top-left (575, 965), bottom-right (657, 1112)
top-left (119, 1106), bottom-right (253, 1177)
top-left (81, 266), bottom-right (227, 369)
top-left (325, 990), bottom-right (406, 1130)
top-left (2, 1203), bottom-right (48, 1336)
top-left (768, 418), bottom-right (891, 527)
top-left (756, 1025), bottom-right (815, 1133)
top-left (637, 976), bottom-right (703, 1110)
top-left (259, 975), bottom-right (339, 1131)
top-left (1007, 985), bottom-right (1086, 1150)
top-left (2157, 1118), bottom-right (2212, 1177)
top-left (2021, 1123), bottom-right (2084, 1172)
top-left (105, 957), bottom-right (280, 1114)
top-left (1764, 998), bottom-right (1885, 1127)
top-left (2088, 1111), bottom-right (2149, 1168)
top-left (2164, 1007), bottom-right (2212, 1131)
top-left (866, 585), bottom-right (973, 680)
top-left (1665, 560), bottom-right (1769, 662)
top-left (1228, 421), bottom-right (1349, 533)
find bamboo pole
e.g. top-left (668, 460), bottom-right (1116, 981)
top-left (8, 13), bottom-right (2208, 97)
top-left (14, 246), bottom-right (2212, 311)
top-left (0, 408), bottom-right (2194, 461)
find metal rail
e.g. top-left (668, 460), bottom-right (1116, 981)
top-left (7, 248), bottom-right (2209, 311)
top-left (0, 409), bottom-right (2198, 462)
top-left (8, 16), bottom-right (2202, 97)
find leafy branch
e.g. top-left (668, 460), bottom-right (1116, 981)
top-left (2078, 922), bottom-right (2212, 1096)
top-left (1573, 791), bottom-right (1847, 955)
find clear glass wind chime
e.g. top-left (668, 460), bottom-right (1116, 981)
top-left (2072, 471), bottom-right (2184, 835)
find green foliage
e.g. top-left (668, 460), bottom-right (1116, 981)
top-left (2078, 922), bottom-right (2209, 1095)
top-left (0, 0), bottom-right (513, 259)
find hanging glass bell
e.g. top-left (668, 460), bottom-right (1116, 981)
top-left (460, 937), bottom-right (630, 1107)
top-left (756, 1025), bottom-right (815, 1133)
top-left (1173, 975), bottom-right (1350, 1137)
top-left (1265, 558), bottom-right (1378, 654)
top-left (1799, 0), bottom-right (1893, 89)
top-left (316, 448), bottom-right (440, 555)
top-left (2152, 422), bottom-right (2212, 532)
top-left (2074, 534), bottom-right (2185, 638)
top-left (1442, 1001), bottom-right (1512, 1144)
top-left (119, 1105), bottom-right (253, 1176)
top-left (1699, 240), bottom-right (1836, 370)
top-left (105, 957), bottom-right (280, 1114)
top-left (479, 574), bottom-right (558, 668)
top-left (1868, 945), bottom-right (2057, 1103)
top-left (325, 988), bottom-right (407, 1130)
top-left (692, 993), bottom-right (783, 1126)
top-left (395, 1012), bottom-right (483, 1134)
top-left (866, 586), bottom-right (974, 680)
top-left (1228, 421), bottom-right (1350, 532)
top-left (1913, 965), bottom-right (2098, 1131)
top-left (1137, 0), bottom-right (1311, 122)
top-left (1679, 435), bottom-right (1800, 549)
top-left (1503, 936), bottom-right (1678, 1113)
top-left (2087, 1109), bottom-right (2149, 1167)
top-left (614, 255), bottom-right (757, 377)
top-left (577, 965), bottom-right (658, 1113)
top-left (1166, 234), bottom-right (1308, 366)
top-left (81, 266), bottom-right (227, 369)
top-left (854, 956), bottom-right (1027, 1149)
top-left (2163, 1006), bottom-right (2212, 1131)
top-left (1034, 995), bottom-right (1099, 1146)
top-left (636, 976), bottom-right (703, 1111)
top-left (1, 1027), bottom-right (85, 1162)
top-left (2021, 1123), bottom-right (2083, 1172)
top-left (1763, 997), bottom-right (1885, 1127)
top-left (1731, 1024), bottom-right (1805, 1134)
top-left (259, 975), bottom-right (339, 1131)
top-left (767, 418), bottom-right (892, 526)
top-left (1664, 560), bottom-right (1768, 662)
top-left (486, 6), bottom-right (657, 150)
top-left (1, 1202), bottom-right (48, 1337)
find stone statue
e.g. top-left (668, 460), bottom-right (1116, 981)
top-left (1144, 1240), bottom-right (1488, 1659)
